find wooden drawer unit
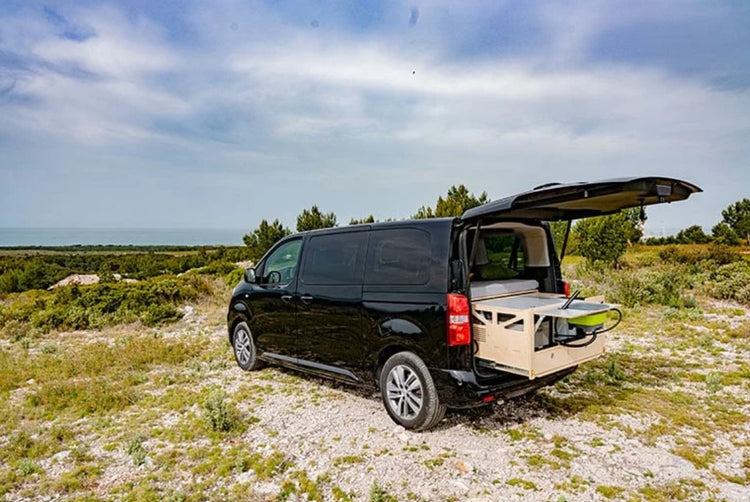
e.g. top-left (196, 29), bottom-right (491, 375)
top-left (472, 293), bottom-right (613, 379)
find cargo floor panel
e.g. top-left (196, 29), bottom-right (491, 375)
top-left (472, 292), bottom-right (613, 379)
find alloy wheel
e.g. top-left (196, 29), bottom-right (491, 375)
top-left (234, 327), bottom-right (253, 366)
top-left (386, 364), bottom-right (423, 420)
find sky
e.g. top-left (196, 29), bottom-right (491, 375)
top-left (1, 0), bottom-right (749, 236)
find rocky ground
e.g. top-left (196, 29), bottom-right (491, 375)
top-left (2, 296), bottom-right (749, 501)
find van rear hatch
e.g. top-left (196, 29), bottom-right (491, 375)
top-left (461, 176), bottom-right (701, 223)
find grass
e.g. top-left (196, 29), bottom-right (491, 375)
top-left (1, 245), bottom-right (749, 500)
top-left (507, 478), bottom-right (538, 491)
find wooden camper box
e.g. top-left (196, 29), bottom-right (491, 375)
top-left (470, 284), bottom-right (614, 379)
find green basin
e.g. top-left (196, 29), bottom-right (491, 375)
top-left (569, 311), bottom-right (607, 327)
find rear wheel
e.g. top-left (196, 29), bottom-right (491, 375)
top-left (232, 321), bottom-right (263, 371)
top-left (379, 351), bottom-right (446, 431)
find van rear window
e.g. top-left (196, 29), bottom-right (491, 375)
top-left (366, 228), bottom-right (431, 285)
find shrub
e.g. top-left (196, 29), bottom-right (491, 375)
top-left (574, 212), bottom-right (630, 267)
top-left (706, 244), bottom-right (741, 265)
top-left (142, 304), bottom-right (184, 327)
top-left (575, 263), bottom-right (695, 309)
top-left (702, 261), bottom-right (750, 304)
top-left (705, 372), bottom-right (723, 394)
top-left (197, 261), bottom-right (237, 276)
top-left (126, 436), bottom-right (147, 466)
top-left (224, 268), bottom-right (244, 287)
top-left (202, 389), bottom-right (236, 432)
top-left (1, 319), bottom-right (30, 342)
top-left (658, 245), bottom-right (707, 265)
top-left (0, 274), bottom-right (213, 333)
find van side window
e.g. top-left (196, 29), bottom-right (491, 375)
top-left (300, 232), bottom-right (367, 285)
top-left (474, 234), bottom-right (525, 280)
top-left (263, 239), bottom-right (302, 284)
top-left (366, 229), bottom-right (431, 285)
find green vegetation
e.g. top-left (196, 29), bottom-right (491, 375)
top-left (0, 246), bottom-right (249, 294)
top-left (297, 205), bottom-right (337, 232)
top-left (126, 435), bottom-right (147, 466)
top-left (0, 274), bottom-right (214, 335)
top-left (595, 485), bottom-right (625, 499)
top-left (349, 215), bottom-right (376, 225)
top-left (413, 184), bottom-right (489, 219)
top-left (0, 210), bottom-right (748, 501)
top-left (569, 244), bottom-right (750, 307)
top-left (573, 211), bottom-right (636, 267)
top-left (369, 481), bottom-right (398, 502)
top-left (242, 219), bottom-right (292, 260)
top-left (720, 198), bottom-right (750, 245)
top-left (202, 388), bottom-right (238, 432)
top-left (507, 478), bottom-right (538, 490)
top-left (646, 197), bottom-right (750, 246)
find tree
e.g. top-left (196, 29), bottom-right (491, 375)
top-left (675, 225), bottom-right (711, 244)
top-left (414, 185), bottom-right (489, 219)
top-left (712, 222), bottom-right (739, 246)
top-left (549, 221), bottom-right (578, 257)
top-left (622, 207), bottom-right (646, 244)
top-left (720, 198), bottom-right (750, 245)
top-left (413, 205), bottom-right (434, 219)
top-left (296, 205), bottom-right (337, 232)
top-left (573, 212), bottom-right (630, 267)
top-left (243, 219), bottom-right (292, 261)
top-left (349, 215), bottom-right (376, 225)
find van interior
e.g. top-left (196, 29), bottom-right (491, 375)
top-left (465, 222), bottom-right (617, 380)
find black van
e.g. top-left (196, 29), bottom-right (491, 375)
top-left (227, 177), bottom-right (700, 430)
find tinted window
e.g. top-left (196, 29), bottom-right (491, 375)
top-left (264, 239), bottom-right (302, 284)
top-left (472, 233), bottom-right (525, 281)
top-left (484, 234), bottom-right (525, 271)
top-left (366, 228), bottom-right (431, 285)
top-left (300, 232), bottom-right (367, 285)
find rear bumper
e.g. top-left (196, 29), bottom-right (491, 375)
top-left (431, 365), bottom-right (577, 408)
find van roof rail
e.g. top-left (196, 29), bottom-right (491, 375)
top-left (532, 182), bottom-right (562, 190)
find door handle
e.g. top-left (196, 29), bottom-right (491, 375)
top-left (300, 295), bottom-right (313, 305)
top-left (281, 295), bottom-right (293, 303)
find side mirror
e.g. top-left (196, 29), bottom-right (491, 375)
top-left (244, 267), bottom-right (257, 283)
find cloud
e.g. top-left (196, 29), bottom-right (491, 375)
top-left (0, 1), bottom-right (749, 233)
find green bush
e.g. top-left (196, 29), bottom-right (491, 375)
top-left (658, 244), bottom-right (740, 267)
top-left (1, 319), bottom-right (30, 342)
top-left (224, 268), bottom-right (244, 287)
top-left (702, 261), bottom-right (750, 304)
top-left (142, 304), bottom-right (184, 327)
top-left (575, 264), bottom-right (694, 308)
top-left (126, 436), bottom-right (147, 467)
top-left (0, 247), bottom-right (250, 294)
top-left (574, 212), bottom-right (630, 267)
top-left (0, 274), bottom-right (213, 333)
top-left (197, 261), bottom-right (236, 276)
top-left (202, 389), bottom-right (236, 432)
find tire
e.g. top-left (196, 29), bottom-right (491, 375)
top-left (232, 321), bottom-right (263, 371)
top-left (379, 351), bottom-right (447, 431)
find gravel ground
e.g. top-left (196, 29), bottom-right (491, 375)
top-left (4, 299), bottom-right (749, 501)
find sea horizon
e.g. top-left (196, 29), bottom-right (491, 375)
top-left (0, 227), bottom-right (247, 247)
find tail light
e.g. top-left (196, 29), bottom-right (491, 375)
top-left (447, 293), bottom-right (471, 346)
top-left (562, 281), bottom-right (571, 298)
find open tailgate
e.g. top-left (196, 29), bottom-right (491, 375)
top-left (461, 176), bottom-right (701, 223)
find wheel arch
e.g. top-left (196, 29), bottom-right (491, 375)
top-left (374, 344), bottom-right (427, 387)
top-left (228, 306), bottom-right (253, 345)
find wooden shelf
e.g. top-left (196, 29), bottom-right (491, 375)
top-left (472, 292), bottom-right (613, 379)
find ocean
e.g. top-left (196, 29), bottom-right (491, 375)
top-left (0, 228), bottom-right (247, 247)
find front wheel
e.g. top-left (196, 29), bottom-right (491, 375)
top-left (379, 352), bottom-right (446, 431)
top-left (232, 321), bottom-right (263, 371)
